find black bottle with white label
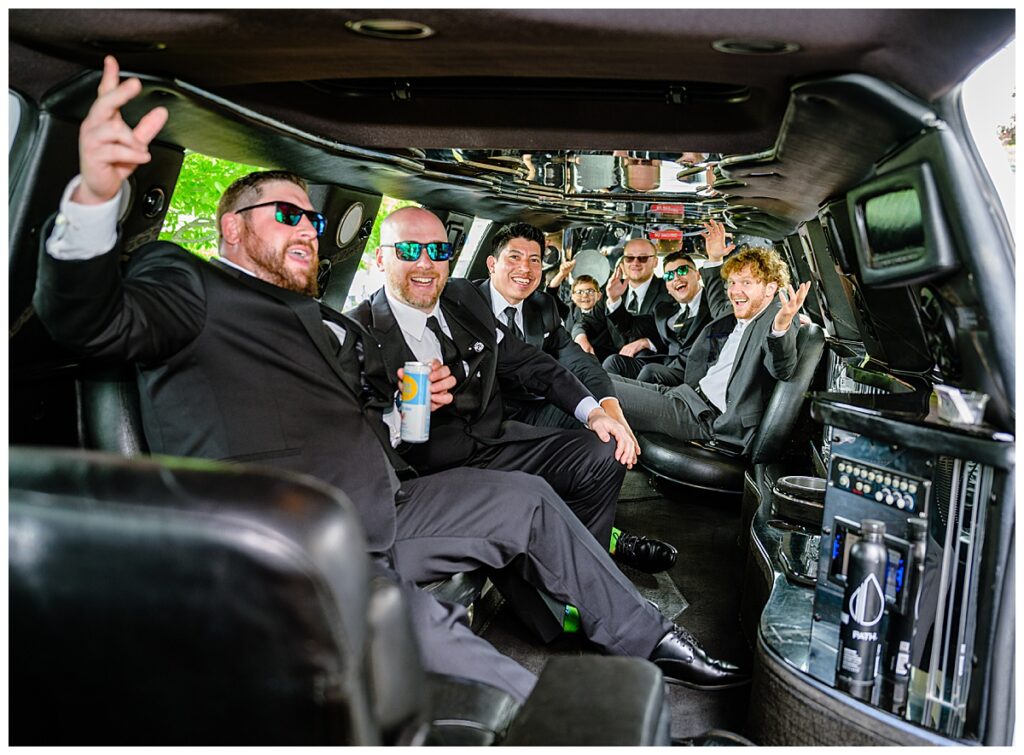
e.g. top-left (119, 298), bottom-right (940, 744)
top-left (836, 519), bottom-right (889, 701)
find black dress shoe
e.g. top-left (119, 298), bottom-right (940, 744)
top-left (649, 626), bottom-right (750, 690)
top-left (612, 531), bottom-right (677, 573)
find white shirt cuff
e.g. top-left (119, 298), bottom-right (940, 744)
top-left (606, 297), bottom-right (622, 314)
top-left (45, 176), bottom-right (124, 260)
top-left (383, 408), bottom-right (402, 447)
top-left (575, 396), bottom-right (601, 425)
top-left (703, 259), bottom-right (724, 268)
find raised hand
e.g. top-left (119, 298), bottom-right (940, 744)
top-left (700, 219), bottom-right (735, 262)
top-left (606, 263), bottom-right (627, 302)
top-left (75, 56), bottom-right (168, 205)
top-left (773, 281), bottom-right (812, 332)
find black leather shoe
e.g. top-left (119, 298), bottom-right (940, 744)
top-left (649, 626), bottom-right (750, 690)
top-left (612, 531), bottom-right (677, 573)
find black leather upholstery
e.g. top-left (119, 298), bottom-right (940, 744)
top-left (10, 447), bottom-right (671, 746)
top-left (639, 324), bottom-right (825, 492)
top-left (503, 656), bottom-right (671, 745)
top-left (76, 365), bottom-right (148, 456)
top-left (10, 446), bottom-right (378, 745)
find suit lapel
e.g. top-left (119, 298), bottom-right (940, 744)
top-left (440, 286), bottom-right (497, 412)
top-left (212, 260), bottom-right (363, 397)
top-left (360, 289), bottom-right (416, 399)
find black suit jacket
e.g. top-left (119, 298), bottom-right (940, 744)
top-left (477, 281), bottom-right (614, 410)
top-left (569, 301), bottom-right (618, 362)
top-left (646, 263), bottom-right (719, 369)
top-left (34, 240), bottom-right (406, 551)
top-left (605, 277), bottom-right (677, 352)
top-left (348, 280), bottom-right (592, 474)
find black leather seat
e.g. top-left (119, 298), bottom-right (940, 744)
top-left (638, 323), bottom-right (825, 493)
top-left (10, 447), bottom-right (671, 745)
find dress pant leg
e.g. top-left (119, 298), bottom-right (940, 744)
top-left (602, 353), bottom-right (643, 379)
top-left (611, 375), bottom-right (711, 441)
top-left (472, 429), bottom-right (623, 547)
top-left (393, 573), bottom-right (537, 702)
top-left (392, 468), bottom-right (673, 659)
top-left (637, 360), bottom-right (687, 386)
top-left (514, 401), bottom-right (584, 431)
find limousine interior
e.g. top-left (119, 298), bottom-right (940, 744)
top-left (8, 8), bottom-right (1016, 746)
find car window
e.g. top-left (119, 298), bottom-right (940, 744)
top-left (960, 40), bottom-right (1015, 233)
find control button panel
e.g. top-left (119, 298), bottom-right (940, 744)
top-left (832, 458), bottom-right (926, 513)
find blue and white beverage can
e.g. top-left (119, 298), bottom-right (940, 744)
top-left (400, 361), bottom-right (431, 443)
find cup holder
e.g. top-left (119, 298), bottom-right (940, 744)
top-left (771, 475), bottom-right (826, 529)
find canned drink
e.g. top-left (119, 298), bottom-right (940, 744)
top-left (836, 519), bottom-right (889, 702)
top-left (400, 361), bottom-right (431, 443)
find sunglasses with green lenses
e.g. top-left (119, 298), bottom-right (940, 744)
top-left (663, 265), bottom-right (693, 282)
top-left (383, 241), bottom-right (455, 262)
top-left (234, 201), bottom-right (327, 237)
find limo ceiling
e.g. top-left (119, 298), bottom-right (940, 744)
top-left (9, 8), bottom-right (1013, 153)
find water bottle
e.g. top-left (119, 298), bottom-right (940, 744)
top-left (836, 519), bottom-right (888, 701)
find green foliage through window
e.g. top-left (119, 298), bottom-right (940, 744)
top-left (160, 151), bottom-right (263, 257)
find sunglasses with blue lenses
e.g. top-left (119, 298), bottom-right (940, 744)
top-left (383, 241), bottom-right (455, 262)
top-left (234, 201), bottom-right (327, 237)
top-left (663, 265), bottom-right (693, 282)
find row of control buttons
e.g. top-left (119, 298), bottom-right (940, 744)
top-left (836, 461), bottom-right (918, 494)
top-left (834, 460), bottom-right (921, 513)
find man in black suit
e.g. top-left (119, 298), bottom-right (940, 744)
top-left (351, 210), bottom-right (675, 575)
top-left (612, 243), bottom-right (811, 454)
top-left (588, 238), bottom-right (676, 370)
top-left (478, 221), bottom-right (676, 573)
top-left (33, 57), bottom-right (746, 697)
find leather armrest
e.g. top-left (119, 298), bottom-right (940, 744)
top-left (502, 657), bottom-right (670, 746)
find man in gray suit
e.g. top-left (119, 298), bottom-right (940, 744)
top-left (35, 56), bottom-right (746, 703)
top-left (612, 244), bottom-right (810, 454)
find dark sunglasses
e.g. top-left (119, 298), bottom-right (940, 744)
top-left (234, 201), bottom-right (326, 237)
top-left (383, 241), bottom-right (455, 262)
top-left (623, 255), bottom-right (654, 264)
top-left (663, 266), bottom-right (693, 282)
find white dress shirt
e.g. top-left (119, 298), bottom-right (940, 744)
top-left (605, 275), bottom-right (654, 315)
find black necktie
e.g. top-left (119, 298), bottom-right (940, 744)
top-left (426, 315), bottom-right (463, 378)
top-left (503, 306), bottom-right (524, 340)
top-left (671, 306), bottom-right (692, 334)
top-left (627, 291), bottom-right (640, 314)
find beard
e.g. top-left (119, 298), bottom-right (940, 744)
top-left (241, 223), bottom-right (319, 297)
top-left (386, 267), bottom-right (446, 311)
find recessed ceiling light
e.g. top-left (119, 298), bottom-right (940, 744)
top-left (86, 39), bottom-right (167, 53)
top-left (712, 38), bottom-right (800, 56)
top-left (345, 19), bottom-right (435, 40)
